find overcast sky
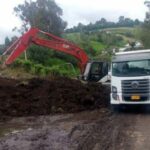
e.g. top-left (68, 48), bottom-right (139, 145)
top-left (0, 0), bottom-right (147, 44)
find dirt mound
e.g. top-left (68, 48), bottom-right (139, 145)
top-left (0, 77), bottom-right (110, 117)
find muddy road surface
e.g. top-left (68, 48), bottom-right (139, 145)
top-left (0, 109), bottom-right (129, 150)
top-left (0, 77), bottom-right (149, 149)
top-left (0, 109), bottom-right (150, 150)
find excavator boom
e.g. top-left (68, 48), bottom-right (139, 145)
top-left (3, 28), bottom-right (89, 72)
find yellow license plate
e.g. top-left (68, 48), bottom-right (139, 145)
top-left (131, 95), bottom-right (140, 100)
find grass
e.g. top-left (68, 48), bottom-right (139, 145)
top-left (0, 67), bottom-right (36, 79)
top-left (63, 33), bottom-right (81, 44)
top-left (64, 33), bottom-right (107, 51)
top-left (100, 27), bottom-right (135, 32)
top-left (90, 41), bottom-right (106, 52)
top-left (64, 27), bottom-right (137, 45)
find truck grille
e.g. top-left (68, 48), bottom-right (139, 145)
top-left (122, 79), bottom-right (150, 101)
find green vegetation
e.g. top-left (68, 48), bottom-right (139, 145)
top-left (138, 1), bottom-right (150, 48)
top-left (139, 23), bottom-right (150, 48)
top-left (90, 41), bottom-right (106, 51)
top-left (11, 59), bottom-right (79, 77)
top-left (63, 27), bottom-right (137, 60)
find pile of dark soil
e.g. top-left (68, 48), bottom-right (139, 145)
top-left (0, 77), bottom-right (110, 117)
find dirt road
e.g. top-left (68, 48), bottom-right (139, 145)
top-left (129, 112), bottom-right (150, 150)
top-left (0, 108), bottom-right (150, 150)
top-left (0, 77), bottom-right (150, 149)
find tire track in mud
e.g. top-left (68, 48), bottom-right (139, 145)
top-left (70, 113), bottom-right (136, 150)
top-left (0, 110), bottom-right (133, 150)
top-left (0, 109), bottom-right (149, 150)
top-left (130, 113), bottom-right (150, 150)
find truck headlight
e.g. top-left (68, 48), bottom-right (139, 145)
top-left (112, 86), bottom-right (117, 93)
top-left (112, 86), bottom-right (118, 100)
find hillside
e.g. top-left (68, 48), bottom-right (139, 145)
top-left (63, 27), bottom-right (137, 59)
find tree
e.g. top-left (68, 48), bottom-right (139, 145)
top-left (66, 16), bottom-right (140, 33)
top-left (139, 23), bottom-right (150, 48)
top-left (14, 0), bottom-right (67, 36)
top-left (4, 37), bottom-right (11, 47)
top-left (100, 18), bottom-right (107, 24)
top-left (134, 19), bottom-right (140, 25)
top-left (139, 1), bottom-right (150, 48)
top-left (77, 23), bottom-right (84, 32)
top-left (27, 45), bottom-right (53, 65)
top-left (144, 1), bottom-right (150, 21)
top-left (118, 16), bottom-right (125, 26)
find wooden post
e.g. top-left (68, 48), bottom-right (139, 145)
top-left (24, 51), bottom-right (27, 61)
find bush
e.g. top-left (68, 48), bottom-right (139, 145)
top-left (48, 67), bottom-right (61, 76)
top-left (43, 67), bottom-right (50, 75)
top-left (46, 58), bottom-right (66, 66)
top-left (11, 58), bottom-right (79, 77)
top-left (11, 59), bottom-right (24, 68)
top-left (27, 45), bottom-right (53, 65)
top-left (34, 64), bottom-right (44, 75)
top-left (22, 60), bottom-right (33, 72)
top-left (40, 68), bottom-right (47, 76)
top-left (60, 69), bottom-right (72, 77)
top-left (123, 32), bottom-right (134, 38)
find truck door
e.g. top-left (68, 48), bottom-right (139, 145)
top-left (87, 62), bottom-right (109, 82)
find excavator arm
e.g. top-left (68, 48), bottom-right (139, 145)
top-left (3, 28), bottom-right (89, 72)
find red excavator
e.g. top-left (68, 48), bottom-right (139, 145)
top-left (2, 28), bottom-right (110, 83)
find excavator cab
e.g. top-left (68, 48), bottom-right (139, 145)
top-left (82, 61), bottom-right (110, 83)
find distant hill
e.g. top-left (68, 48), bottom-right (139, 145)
top-left (65, 16), bottom-right (142, 33)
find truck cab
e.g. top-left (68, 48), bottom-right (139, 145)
top-left (111, 50), bottom-right (150, 108)
top-left (82, 61), bottom-right (110, 84)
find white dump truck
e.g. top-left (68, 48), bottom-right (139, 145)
top-left (111, 49), bottom-right (150, 109)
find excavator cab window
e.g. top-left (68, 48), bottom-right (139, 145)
top-left (88, 62), bottom-right (109, 82)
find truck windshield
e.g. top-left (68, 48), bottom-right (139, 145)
top-left (112, 59), bottom-right (150, 77)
